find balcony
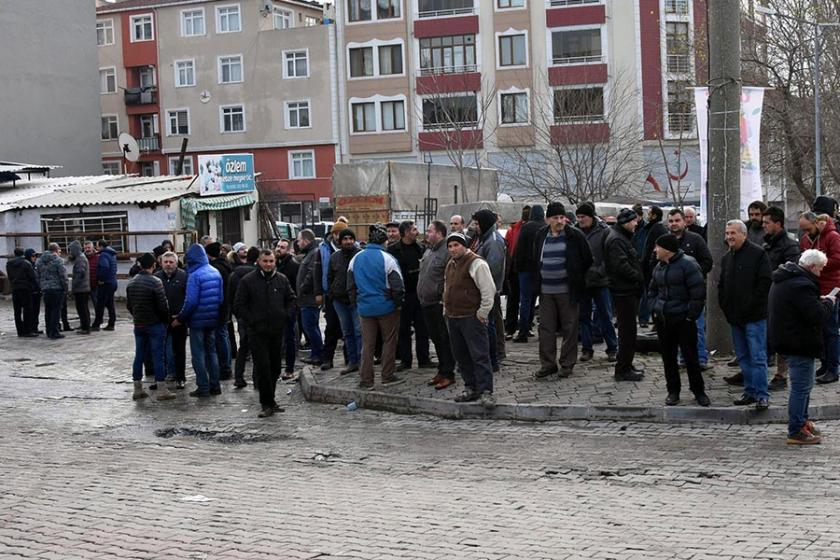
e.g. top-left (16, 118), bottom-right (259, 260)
top-left (138, 135), bottom-right (160, 152)
top-left (418, 64), bottom-right (478, 77)
top-left (552, 54), bottom-right (603, 66)
top-left (124, 87), bottom-right (157, 106)
top-left (416, 66), bottom-right (481, 94)
top-left (417, 6), bottom-right (474, 18)
top-left (546, 0), bottom-right (600, 6)
top-left (554, 114), bottom-right (604, 125)
top-left (667, 54), bottom-right (692, 73)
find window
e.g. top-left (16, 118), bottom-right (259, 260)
top-left (42, 212), bottom-right (128, 254)
top-left (666, 22), bottom-right (691, 73)
top-left (221, 105), bottom-right (245, 132)
top-left (138, 66), bottom-right (156, 88)
top-left (497, 0), bottom-right (524, 8)
top-left (131, 14), bottom-right (154, 41)
top-left (553, 87), bottom-right (604, 123)
top-left (381, 100), bottom-right (405, 131)
top-left (304, 16), bottom-right (319, 26)
top-left (290, 151), bottom-right (315, 179)
top-left (169, 156), bottom-right (194, 175)
top-left (284, 50), bottom-right (309, 78)
top-left (167, 109), bottom-right (190, 135)
top-left (219, 55), bottom-right (243, 83)
top-left (181, 9), bottom-right (205, 36)
top-left (377, 0), bottom-right (401, 19)
top-left (422, 95), bottom-right (477, 129)
top-left (351, 102), bottom-right (376, 132)
top-left (499, 33), bottom-right (527, 67)
top-left (347, 0), bottom-right (400, 21)
top-left (274, 6), bottom-right (293, 29)
top-left (665, 0), bottom-right (689, 15)
top-left (217, 4), bottom-right (241, 33)
top-left (378, 44), bottom-right (403, 75)
top-left (501, 91), bottom-right (528, 124)
top-left (418, 0), bottom-right (472, 17)
top-left (102, 161), bottom-right (120, 175)
top-left (667, 80), bottom-right (693, 133)
top-left (96, 20), bottom-right (114, 46)
top-left (349, 47), bottom-right (374, 77)
top-left (286, 101), bottom-right (311, 128)
top-left (100, 67), bottom-right (116, 94)
top-left (551, 28), bottom-right (602, 64)
top-left (419, 35), bottom-right (476, 75)
top-left (101, 115), bottom-right (118, 140)
top-left (347, 0), bottom-right (371, 21)
top-left (174, 59), bottom-right (195, 87)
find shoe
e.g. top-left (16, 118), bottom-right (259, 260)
top-left (726, 357), bottom-right (739, 367)
top-left (454, 390), bottom-right (480, 402)
top-left (427, 374), bottom-right (444, 386)
top-left (606, 351), bottom-right (617, 363)
top-left (381, 376), bottom-right (406, 387)
top-left (218, 369), bottom-right (233, 381)
top-left (504, 333), bottom-right (514, 341)
top-left (148, 382), bottom-right (157, 390)
top-left (395, 363), bottom-right (411, 372)
top-left (805, 420), bottom-right (822, 436)
top-left (512, 335), bottom-right (528, 344)
top-left (638, 322), bottom-right (648, 329)
top-left (175, 381), bottom-right (186, 390)
top-left (630, 364), bottom-right (645, 375)
top-left (479, 391), bottom-right (496, 409)
top-left (299, 342), bottom-right (311, 351)
top-left (340, 363), bottom-right (359, 375)
top-left (694, 392), bottom-right (711, 407)
top-left (492, 365), bottom-right (500, 373)
top-left (733, 393), bottom-right (756, 406)
top-left (272, 404), bottom-right (285, 413)
top-left (62, 324), bottom-right (73, 332)
top-left (665, 392), bottom-right (680, 406)
top-left (579, 350), bottom-right (594, 363)
top-left (22, 333), bottom-right (39, 338)
top-left (89, 325), bottom-right (100, 332)
top-left (699, 363), bottom-right (714, 372)
top-left (418, 361), bottom-right (438, 369)
top-left (258, 407), bottom-right (275, 418)
top-left (787, 430), bottom-right (822, 445)
top-left (103, 325), bottom-right (115, 331)
top-left (755, 398), bottom-right (769, 411)
top-left (535, 367), bottom-right (558, 379)
top-left (234, 379), bottom-right (248, 389)
top-left (280, 372), bottom-right (295, 381)
top-left (435, 377), bottom-right (456, 390)
top-left (189, 389), bottom-right (210, 398)
top-left (132, 380), bottom-right (148, 400)
top-left (559, 367), bottom-right (574, 378)
top-left (816, 364), bottom-right (827, 378)
top-left (614, 370), bottom-right (644, 382)
top-left (156, 384), bottom-right (176, 401)
top-left (357, 381), bottom-right (374, 390)
top-left (768, 376), bottom-right (787, 391)
top-left (301, 357), bottom-right (321, 366)
top-left (816, 372), bottom-right (839, 384)
top-left (48, 334), bottom-right (65, 340)
top-left (76, 330), bottom-right (90, 335)
top-left (723, 372), bottom-right (744, 386)
top-left (209, 387), bottom-right (222, 396)
top-left (320, 361), bottom-right (334, 372)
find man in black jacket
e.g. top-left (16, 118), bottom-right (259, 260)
top-left (276, 239), bottom-right (300, 377)
top-left (513, 204), bottom-right (545, 342)
top-left (6, 248), bottom-right (39, 337)
top-left (155, 251), bottom-right (188, 389)
top-left (206, 242), bottom-right (234, 379)
top-left (719, 220), bottom-right (773, 410)
top-left (649, 235), bottom-right (710, 407)
top-left (127, 253), bottom-right (175, 402)
top-left (604, 209), bottom-right (645, 382)
top-left (328, 229), bottom-right (362, 374)
top-left (640, 206), bottom-right (668, 283)
top-left (233, 249), bottom-right (296, 418)
top-left (228, 246), bottom-right (259, 388)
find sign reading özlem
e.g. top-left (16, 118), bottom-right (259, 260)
top-left (197, 153), bottom-right (255, 196)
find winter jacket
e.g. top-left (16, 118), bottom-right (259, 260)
top-left (36, 251), bottom-right (68, 292)
top-left (650, 230), bottom-right (713, 277)
top-left (176, 244), bottom-right (223, 328)
top-left (533, 224), bottom-right (593, 303)
top-left (768, 262), bottom-right (832, 358)
top-left (233, 268), bottom-right (296, 335)
top-left (318, 237), bottom-right (337, 293)
top-left (763, 230), bottom-right (801, 271)
top-left (86, 251), bottom-right (99, 286)
top-left (474, 226), bottom-right (506, 293)
top-left (514, 204), bottom-right (545, 274)
top-left (96, 247), bottom-right (118, 285)
top-left (747, 221), bottom-right (765, 246)
top-left (209, 256), bottom-right (233, 322)
top-left (6, 256), bottom-right (38, 293)
top-left (417, 239), bottom-right (449, 307)
top-left (580, 220), bottom-right (611, 289)
top-left (155, 268), bottom-right (188, 317)
top-left (296, 243), bottom-right (322, 308)
top-left (631, 218), bottom-right (648, 259)
top-left (800, 219), bottom-right (840, 295)
top-left (603, 224), bottom-right (644, 297)
top-left (126, 271), bottom-right (169, 326)
top-left (649, 250), bottom-right (706, 324)
top-left (227, 263), bottom-right (256, 311)
top-left (68, 241), bottom-right (91, 294)
top-left (328, 246), bottom-right (360, 305)
top-left (347, 243), bottom-right (405, 318)
top-left (641, 219), bottom-right (668, 280)
top-left (718, 240), bottom-right (772, 325)
top-left (505, 219), bottom-right (525, 265)
top-left (388, 240), bottom-right (425, 295)
top-left (276, 253), bottom-right (300, 292)
top-left (687, 223), bottom-right (707, 240)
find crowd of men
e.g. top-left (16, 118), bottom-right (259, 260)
top-left (7, 196), bottom-right (840, 443)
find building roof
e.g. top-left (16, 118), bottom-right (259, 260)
top-left (96, 0), bottom-right (325, 14)
top-left (0, 161), bottom-right (61, 181)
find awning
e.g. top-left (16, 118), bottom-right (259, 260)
top-left (180, 193), bottom-right (255, 230)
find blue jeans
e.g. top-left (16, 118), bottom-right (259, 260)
top-left (190, 327), bottom-right (219, 393)
top-left (517, 272), bottom-right (535, 334)
top-left (133, 323), bottom-right (165, 382)
top-left (682, 309), bottom-right (710, 365)
top-left (731, 320), bottom-right (769, 400)
top-left (300, 306), bottom-right (324, 361)
top-left (821, 300), bottom-right (840, 375)
top-left (579, 287), bottom-right (617, 353)
top-left (215, 322), bottom-right (232, 373)
top-left (785, 354), bottom-right (815, 436)
top-left (333, 300), bottom-right (362, 366)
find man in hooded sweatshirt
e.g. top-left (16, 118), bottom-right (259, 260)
top-left (37, 243), bottom-right (68, 340)
top-left (472, 209), bottom-right (507, 371)
top-left (6, 248), bottom-right (39, 337)
top-left (513, 204), bottom-right (545, 342)
top-left (67, 241), bottom-right (91, 335)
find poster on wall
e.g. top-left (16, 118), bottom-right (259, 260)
top-left (197, 153), bottom-right (255, 196)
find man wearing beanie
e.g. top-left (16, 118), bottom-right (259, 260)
top-left (329, 228), bottom-right (362, 374)
top-left (472, 209), bottom-right (507, 372)
top-left (649, 234), bottom-right (710, 407)
top-left (534, 202), bottom-right (593, 379)
top-left (206, 241), bottom-right (234, 380)
top-left (513, 204), bottom-right (545, 342)
top-left (315, 219), bottom-right (347, 371)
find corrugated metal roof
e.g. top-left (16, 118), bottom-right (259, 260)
top-left (0, 161), bottom-right (61, 174)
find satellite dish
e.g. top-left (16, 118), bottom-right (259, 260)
top-left (497, 193), bottom-right (513, 202)
top-left (118, 132), bottom-right (140, 163)
top-left (199, 90), bottom-right (211, 104)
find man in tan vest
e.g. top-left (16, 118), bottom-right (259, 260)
top-left (443, 232), bottom-right (497, 408)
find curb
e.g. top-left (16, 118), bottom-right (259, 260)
top-left (299, 367), bottom-right (840, 424)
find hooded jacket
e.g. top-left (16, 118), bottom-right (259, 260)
top-left (96, 246), bottom-right (118, 285)
top-left (417, 239), bottom-right (449, 306)
top-left (604, 224), bottom-right (644, 297)
top-left (328, 245), bottom-right (360, 304)
top-left (648, 250), bottom-right (705, 323)
top-left (176, 244), bottom-right (223, 328)
top-left (6, 255), bottom-right (38, 293)
top-left (233, 268), bottom-right (296, 335)
top-left (763, 229), bottom-right (801, 270)
top-left (800, 219), bottom-right (840, 295)
top-left (768, 262), bottom-right (832, 358)
top-left (718, 240), bottom-right (772, 325)
top-left (473, 215), bottom-right (506, 293)
top-left (68, 241), bottom-right (91, 294)
top-left (36, 251), bottom-right (68, 292)
top-left (514, 204), bottom-right (545, 274)
top-left (580, 219), bottom-right (610, 289)
top-left (347, 243), bottom-right (405, 317)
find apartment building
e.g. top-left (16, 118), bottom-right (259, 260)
top-left (334, 0), bottom-right (707, 200)
top-left (96, 0), bottom-right (338, 223)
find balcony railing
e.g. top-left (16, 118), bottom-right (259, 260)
top-left (554, 114), bottom-right (604, 125)
top-left (423, 120), bottom-right (478, 131)
top-left (124, 87), bottom-right (157, 105)
top-left (418, 64), bottom-right (479, 77)
top-left (551, 54), bottom-right (603, 66)
top-left (547, 0), bottom-right (600, 7)
top-left (667, 112), bottom-right (694, 133)
top-left (138, 135), bottom-right (160, 152)
top-left (667, 54), bottom-right (692, 73)
top-left (417, 6), bottom-right (475, 18)
top-left (664, 0), bottom-right (689, 14)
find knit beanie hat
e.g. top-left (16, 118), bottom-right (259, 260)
top-left (655, 233), bottom-right (679, 253)
top-left (617, 208), bottom-right (638, 225)
top-left (233, 242), bottom-right (246, 252)
top-left (332, 218), bottom-right (349, 235)
top-left (205, 242), bottom-right (222, 258)
top-left (24, 248), bottom-right (36, 259)
top-left (446, 232), bottom-right (469, 247)
top-left (368, 224), bottom-right (388, 245)
top-left (575, 202), bottom-right (596, 218)
top-left (813, 196), bottom-right (838, 216)
top-left (338, 228), bottom-right (356, 242)
top-left (546, 202), bottom-right (566, 218)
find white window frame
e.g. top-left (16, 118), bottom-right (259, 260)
top-left (219, 104), bottom-right (246, 133)
top-left (166, 108), bottom-right (191, 136)
top-left (547, 23), bottom-right (607, 67)
top-left (168, 156), bottom-right (194, 175)
top-left (181, 8), bottom-right (206, 37)
top-left (174, 58), bottom-right (196, 88)
top-left (130, 13), bottom-right (154, 42)
top-left (138, 66), bottom-right (157, 88)
top-left (498, 87), bottom-right (530, 127)
top-left (348, 94), bottom-right (408, 135)
top-left (346, 39), bottom-right (405, 80)
top-left (285, 100), bottom-right (312, 129)
top-left (96, 19), bottom-right (115, 46)
top-left (101, 114), bottom-right (119, 141)
top-left (495, 0), bottom-right (525, 11)
top-left (350, 101), bottom-right (377, 133)
top-left (496, 29), bottom-right (529, 69)
top-left (102, 161), bottom-right (121, 175)
top-left (218, 54), bottom-right (244, 84)
top-left (346, 0), bottom-right (404, 25)
top-left (380, 99), bottom-right (407, 132)
top-left (216, 3), bottom-right (242, 34)
top-left (289, 150), bottom-right (316, 179)
top-left (283, 49), bottom-right (310, 79)
top-left (273, 5), bottom-right (294, 29)
top-left (99, 66), bottom-right (117, 94)
top-left (304, 15), bottom-right (319, 26)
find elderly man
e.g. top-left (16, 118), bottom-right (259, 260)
top-left (684, 206), bottom-right (707, 239)
top-left (449, 215), bottom-right (466, 234)
top-left (719, 220), bottom-right (772, 410)
top-left (36, 243), bottom-right (68, 340)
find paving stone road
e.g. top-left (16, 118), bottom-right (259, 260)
top-left (1, 300), bottom-right (839, 559)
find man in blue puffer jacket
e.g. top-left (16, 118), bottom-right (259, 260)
top-left (92, 240), bottom-right (119, 331)
top-left (173, 243), bottom-right (223, 397)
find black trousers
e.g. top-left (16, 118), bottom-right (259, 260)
top-left (234, 322), bottom-right (251, 382)
top-left (93, 283), bottom-right (116, 328)
top-left (61, 293), bottom-right (70, 328)
top-left (398, 292), bottom-right (430, 367)
top-left (168, 324), bottom-right (188, 381)
top-left (504, 270), bottom-right (519, 334)
top-left (613, 295), bottom-right (638, 375)
top-left (421, 303), bottom-right (456, 379)
top-left (31, 292), bottom-right (41, 331)
top-left (250, 330), bottom-right (283, 409)
top-left (655, 317), bottom-right (705, 395)
top-left (12, 290), bottom-right (34, 336)
top-left (321, 297), bottom-right (344, 363)
top-left (43, 289), bottom-right (62, 338)
top-left (74, 292), bottom-right (91, 331)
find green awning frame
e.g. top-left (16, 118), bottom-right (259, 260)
top-left (180, 193), bottom-right (255, 230)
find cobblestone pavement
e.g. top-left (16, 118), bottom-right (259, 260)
top-left (2, 300), bottom-right (840, 559)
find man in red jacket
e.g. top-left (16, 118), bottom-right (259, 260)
top-left (503, 205), bottom-right (530, 337)
top-left (799, 211), bottom-right (840, 383)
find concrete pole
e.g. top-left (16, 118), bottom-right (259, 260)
top-left (705, 0), bottom-right (741, 354)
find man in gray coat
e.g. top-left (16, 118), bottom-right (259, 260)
top-left (36, 243), bottom-right (68, 340)
top-left (68, 241), bottom-right (91, 334)
top-left (472, 209), bottom-right (506, 371)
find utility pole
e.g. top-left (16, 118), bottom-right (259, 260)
top-left (705, 0), bottom-right (741, 354)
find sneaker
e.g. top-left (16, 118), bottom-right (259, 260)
top-left (665, 392), bottom-right (680, 406)
top-left (272, 405), bottom-right (285, 413)
top-left (579, 350), bottom-right (594, 363)
top-left (694, 392), bottom-right (711, 407)
top-left (755, 398), bottom-right (769, 411)
top-left (301, 357), bottom-right (322, 366)
top-left (804, 420), bottom-right (822, 436)
top-left (733, 393), bottom-right (756, 406)
top-left (479, 391), bottom-right (496, 409)
top-left (787, 430), bottom-right (822, 445)
top-left (559, 367), bottom-right (574, 378)
top-left (340, 363), bottom-right (359, 375)
top-left (89, 325), bottom-right (101, 332)
top-left (724, 372), bottom-right (744, 386)
top-left (768, 376), bottom-right (787, 391)
top-left (512, 335), bottom-right (528, 344)
top-left (234, 379), bottom-right (248, 389)
top-left (77, 330), bottom-right (90, 335)
top-left (189, 389), bottom-right (210, 398)
top-left (381, 376), bottom-right (406, 387)
top-left (535, 367), bottom-right (558, 379)
top-left (454, 390), bottom-right (480, 403)
top-left (614, 370), bottom-right (644, 382)
top-left (258, 407), bottom-right (275, 418)
top-left (209, 387), bottom-right (222, 396)
top-left (606, 351), bottom-right (617, 363)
